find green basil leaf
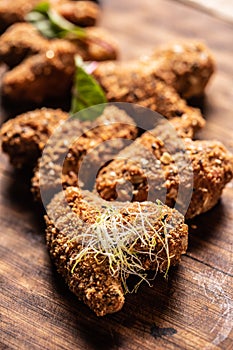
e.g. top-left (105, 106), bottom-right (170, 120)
top-left (70, 57), bottom-right (107, 120)
top-left (26, 1), bottom-right (86, 39)
top-left (34, 1), bottom-right (50, 14)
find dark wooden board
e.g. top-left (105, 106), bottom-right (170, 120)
top-left (0, 1), bottom-right (233, 349)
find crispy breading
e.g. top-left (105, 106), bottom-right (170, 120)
top-left (0, 0), bottom-right (100, 33)
top-left (93, 40), bottom-right (215, 100)
top-left (45, 186), bottom-right (188, 316)
top-left (96, 126), bottom-right (233, 219)
top-left (31, 106), bottom-right (138, 202)
top-left (93, 62), bottom-right (200, 119)
top-left (2, 50), bottom-right (205, 130)
top-left (0, 23), bottom-right (118, 68)
top-left (0, 0), bottom-right (39, 32)
top-left (0, 104), bottom-right (203, 171)
top-left (31, 111), bottom-right (204, 203)
top-left (93, 64), bottom-right (205, 123)
top-left (2, 39), bottom-right (77, 103)
top-left (0, 23), bottom-right (50, 67)
top-left (53, 1), bottom-right (100, 26)
top-left (1, 108), bottom-right (69, 168)
top-left (151, 41), bottom-right (215, 98)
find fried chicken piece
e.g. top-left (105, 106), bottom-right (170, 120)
top-left (52, 1), bottom-right (100, 27)
top-left (150, 41), bottom-right (215, 98)
top-left (31, 110), bottom-right (203, 203)
top-left (0, 23), bottom-right (118, 68)
top-left (1, 108), bottom-right (69, 168)
top-left (0, 0), bottom-right (100, 33)
top-left (0, 106), bottom-right (131, 169)
top-left (31, 106), bottom-right (137, 202)
top-left (0, 0), bottom-right (39, 32)
top-left (2, 50), bottom-right (205, 131)
top-left (93, 62), bottom-right (205, 123)
top-left (93, 40), bottom-right (214, 100)
top-left (0, 23), bottom-right (50, 67)
top-left (2, 39), bottom-right (77, 103)
top-left (0, 31), bottom-right (213, 100)
top-left (45, 186), bottom-right (188, 316)
top-left (0, 101), bottom-right (203, 172)
top-left (96, 125), bottom-right (233, 219)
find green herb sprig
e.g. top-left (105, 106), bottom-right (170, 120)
top-left (26, 1), bottom-right (107, 119)
top-left (70, 56), bottom-right (107, 118)
top-left (25, 1), bottom-right (86, 39)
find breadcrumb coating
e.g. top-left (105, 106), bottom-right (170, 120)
top-left (31, 110), bottom-right (204, 205)
top-left (0, 23), bottom-right (49, 67)
top-left (93, 63), bottom-right (205, 126)
top-left (31, 105), bottom-right (137, 201)
top-left (93, 40), bottom-right (214, 100)
top-left (96, 126), bottom-right (233, 219)
top-left (0, 23), bottom-right (118, 68)
top-left (0, 0), bottom-right (39, 32)
top-left (151, 41), bottom-right (215, 98)
top-left (52, 1), bottom-right (100, 27)
top-left (0, 104), bottom-right (203, 172)
top-left (0, 0), bottom-right (100, 33)
top-left (45, 186), bottom-right (188, 316)
top-left (2, 39), bottom-right (77, 103)
top-left (1, 108), bottom-right (69, 168)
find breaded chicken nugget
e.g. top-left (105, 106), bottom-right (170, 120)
top-left (0, 23), bottom-right (50, 67)
top-left (151, 41), bottom-right (215, 98)
top-left (0, 102), bottom-right (204, 171)
top-left (53, 1), bottom-right (100, 27)
top-left (1, 108), bottom-right (69, 167)
top-left (0, 0), bottom-right (39, 32)
top-left (45, 186), bottom-right (188, 316)
top-left (0, 0), bottom-right (100, 32)
top-left (2, 53), bottom-right (205, 135)
top-left (96, 127), bottom-right (233, 219)
top-left (0, 23), bottom-right (118, 68)
top-left (2, 39), bottom-right (77, 103)
top-left (93, 41), bottom-right (214, 100)
top-left (31, 105), bottom-right (138, 201)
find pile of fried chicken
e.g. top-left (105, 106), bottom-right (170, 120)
top-left (1, 0), bottom-right (233, 316)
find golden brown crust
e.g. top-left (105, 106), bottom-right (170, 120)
top-left (184, 139), bottom-right (233, 218)
top-left (96, 127), bottom-right (233, 219)
top-left (0, 108), bottom-right (69, 168)
top-left (151, 41), bottom-right (215, 98)
top-left (93, 40), bottom-right (215, 100)
top-left (53, 1), bottom-right (100, 27)
top-left (31, 106), bottom-right (137, 201)
top-left (2, 39), bottom-right (77, 103)
top-left (0, 103), bottom-right (203, 171)
top-left (1, 26), bottom-right (119, 102)
top-left (45, 186), bottom-right (188, 316)
top-left (93, 62), bottom-right (205, 129)
top-left (0, 0), bottom-right (39, 32)
top-left (0, 23), bottom-right (49, 67)
top-left (0, 0), bottom-right (100, 32)
top-left (0, 23), bottom-right (118, 70)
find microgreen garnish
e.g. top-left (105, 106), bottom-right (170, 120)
top-left (70, 202), bottom-right (172, 293)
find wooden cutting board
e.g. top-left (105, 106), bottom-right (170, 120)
top-left (0, 1), bottom-right (232, 349)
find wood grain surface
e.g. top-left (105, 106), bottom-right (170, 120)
top-left (0, 0), bottom-right (233, 349)
top-left (175, 0), bottom-right (233, 24)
